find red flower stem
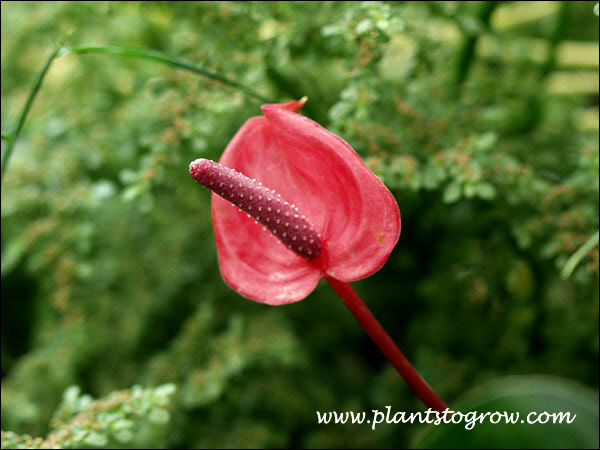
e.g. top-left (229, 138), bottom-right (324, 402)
top-left (325, 276), bottom-right (448, 413)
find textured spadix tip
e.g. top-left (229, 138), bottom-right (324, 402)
top-left (189, 158), bottom-right (322, 261)
top-left (189, 158), bottom-right (210, 183)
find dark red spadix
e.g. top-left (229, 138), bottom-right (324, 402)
top-left (189, 158), bottom-right (321, 260)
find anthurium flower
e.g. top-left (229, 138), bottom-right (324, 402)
top-left (189, 98), bottom-right (447, 412)
top-left (190, 98), bottom-right (400, 305)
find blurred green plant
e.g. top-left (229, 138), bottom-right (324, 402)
top-left (0, 43), bottom-right (272, 183)
top-left (414, 375), bottom-right (599, 449)
top-left (1, 383), bottom-right (176, 449)
top-left (2, 2), bottom-right (598, 449)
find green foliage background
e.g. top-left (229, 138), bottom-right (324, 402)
top-left (1, 1), bottom-right (598, 448)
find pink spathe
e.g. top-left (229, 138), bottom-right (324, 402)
top-left (190, 98), bottom-right (400, 305)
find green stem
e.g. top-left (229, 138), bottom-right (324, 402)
top-left (454, 1), bottom-right (498, 92)
top-left (1, 45), bottom-right (63, 182)
top-left (1, 45), bottom-right (275, 183)
top-left (69, 45), bottom-right (273, 103)
top-left (561, 231), bottom-right (599, 279)
top-left (540, 1), bottom-right (572, 80)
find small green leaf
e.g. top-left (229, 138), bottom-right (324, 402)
top-left (476, 182), bottom-right (497, 200)
top-left (464, 182), bottom-right (477, 199)
top-left (154, 383), bottom-right (177, 398)
top-left (443, 182), bottom-right (462, 204)
top-left (474, 132), bottom-right (498, 152)
top-left (356, 19), bottom-right (373, 35)
top-left (114, 429), bottom-right (133, 443)
top-left (1, 239), bottom-right (25, 277)
top-left (148, 408), bottom-right (171, 425)
top-left (84, 431), bottom-right (108, 447)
